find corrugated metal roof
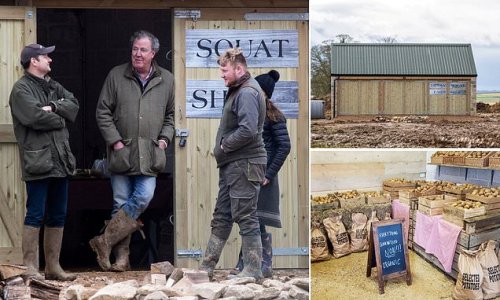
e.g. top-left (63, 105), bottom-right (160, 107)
top-left (331, 43), bottom-right (477, 76)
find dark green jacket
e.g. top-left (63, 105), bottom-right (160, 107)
top-left (96, 62), bottom-right (175, 176)
top-left (214, 73), bottom-right (267, 168)
top-left (9, 72), bottom-right (79, 181)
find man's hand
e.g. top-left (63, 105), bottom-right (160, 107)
top-left (113, 141), bottom-right (125, 151)
top-left (42, 105), bottom-right (52, 112)
top-left (262, 178), bottom-right (270, 186)
top-left (159, 139), bottom-right (168, 150)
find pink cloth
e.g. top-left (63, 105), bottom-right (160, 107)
top-left (427, 219), bottom-right (462, 273)
top-left (414, 211), bottom-right (462, 273)
top-left (392, 200), bottom-right (410, 244)
top-left (414, 211), bottom-right (441, 249)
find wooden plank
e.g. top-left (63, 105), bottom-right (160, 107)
top-left (457, 227), bottom-right (500, 248)
top-left (0, 125), bottom-right (16, 143)
top-left (412, 243), bottom-right (458, 279)
top-left (295, 17), bottom-right (308, 268)
top-left (0, 247), bottom-right (22, 264)
top-left (0, 185), bottom-right (22, 247)
top-left (23, 7), bottom-right (36, 45)
top-left (0, 6), bottom-right (26, 19)
top-left (173, 17), bottom-right (190, 268)
top-left (31, 0), bottom-right (309, 8)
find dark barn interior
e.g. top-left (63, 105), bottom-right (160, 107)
top-left (36, 8), bottom-right (175, 269)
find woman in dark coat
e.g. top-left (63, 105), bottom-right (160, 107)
top-left (235, 70), bottom-right (291, 277)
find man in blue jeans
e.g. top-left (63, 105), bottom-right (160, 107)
top-left (9, 43), bottom-right (79, 281)
top-left (90, 30), bottom-right (175, 271)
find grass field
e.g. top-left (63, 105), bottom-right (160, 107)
top-left (477, 92), bottom-right (500, 104)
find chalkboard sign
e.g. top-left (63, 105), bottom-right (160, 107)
top-left (366, 219), bottom-right (412, 294)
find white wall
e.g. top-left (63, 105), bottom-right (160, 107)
top-left (311, 150), bottom-right (428, 195)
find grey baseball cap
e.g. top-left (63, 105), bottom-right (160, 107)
top-left (20, 43), bottom-right (55, 64)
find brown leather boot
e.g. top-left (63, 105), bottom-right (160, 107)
top-left (89, 209), bottom-right (139, 271)
top-left (110, 234), bottom-right (132, 272)
top-left (22, 225), bottom-right (43, 279)
top-left (43, 227), bottom-right (76, 281)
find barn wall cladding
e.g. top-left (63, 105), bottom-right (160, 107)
top-left (331, 43), bottom-right (478, 116)
top-left (0, 1), bottom-right (309, 270)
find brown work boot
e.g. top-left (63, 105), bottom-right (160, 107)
top-left (199, 233), bottom-right (227, 279)
top-left (22, 225), bottom-right (43, 279)
top-left (43, 227), bottom-right (76, 281)
top-left (89, 209), bottom-right (139, 271)
top-left (110, 234), bottom-right (132, 272)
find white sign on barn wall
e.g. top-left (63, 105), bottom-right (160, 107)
top-left (449, 82), bottom-right (467, 95)
top-left (429, 82), bottom-right (467, 95)
top-left (186, 80), bottom-right (298, 119)
top-left (185, 29), bottom-right (299, 68)
top-left (429, 82), bottom-right (446, 95)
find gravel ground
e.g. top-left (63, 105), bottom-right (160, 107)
top-left (311, 251), bottom-right (457, 300)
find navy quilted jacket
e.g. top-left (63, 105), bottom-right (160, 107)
top-left (262, 116), bottom-right (291, 180)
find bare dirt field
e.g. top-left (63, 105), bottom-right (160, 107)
top-left (311, 114), bottom-right (500, 148)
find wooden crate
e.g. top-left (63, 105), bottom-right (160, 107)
top-left (430, 155), bottom-right (445, 164)
top-left (418, 205), bottom-right (444, 216)
top-left (451, 156), bottom-right (466, 166)
top-left (443, 203), bottom-right (486, 219)
top-left (464, 152), bottom-right (493, 168)
top-left (466, 193), bottom-right (500, 204)
top-left (418, 194), bottom-right (457, 208)
top-left (489, 154), bottom-right (500, 168)
top-left (399, 189), bottom-right (417, 199)
top-left (382, 181), bottom-right (416, 188)
top-left (446, 212), bottom-right (500, 234)
top-left (443, 186), bottom-right (476, 196)
top-left (366, 195), bottom-right (390, 205)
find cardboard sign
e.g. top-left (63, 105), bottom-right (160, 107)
top-left (366, 219), bottom-right (412, 294)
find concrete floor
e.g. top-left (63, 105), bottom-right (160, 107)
top-left (311, 250), bottom-right (459, 300)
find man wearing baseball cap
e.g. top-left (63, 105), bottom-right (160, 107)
top-left (9, 43), bottom-right (79, 281)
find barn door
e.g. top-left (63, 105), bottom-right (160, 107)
top-left (173, 9), bottom-right (309, 269)
top-left (0, 6), bottom-right (36, 264)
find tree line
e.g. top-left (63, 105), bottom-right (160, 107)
top-left (311, 34), bottom-right (397, 98)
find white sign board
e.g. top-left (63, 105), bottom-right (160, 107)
top-left (186, 80), bottom-right (299, 118)
top-left (185, 29), bottom-right (299, 68)
top-left (429, 81), bottom-right (467, 96)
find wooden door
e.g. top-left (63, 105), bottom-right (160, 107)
top-left (0, 6), bottom-right (36, 264)
top-left (173, 9), bottom-right (309, 269)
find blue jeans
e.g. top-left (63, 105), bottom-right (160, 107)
top-left (110, 175), bottom-right (156, 219)
top-left (24, 177), bottom-right (69, 228)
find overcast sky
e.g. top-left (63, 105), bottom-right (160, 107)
top-left (311, 0), bottom-right (500, 91)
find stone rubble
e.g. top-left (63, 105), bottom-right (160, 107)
top-left (0, 261), bottom-right (309, 300)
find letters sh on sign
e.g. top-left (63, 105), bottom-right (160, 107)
top-left (185, 29), bottom-right (300, 118)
